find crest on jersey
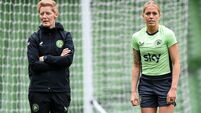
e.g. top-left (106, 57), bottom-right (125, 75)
top-left (154, 39), bottom-right (162, 46)
top-left (56, 40), bottom-right (64, 48)
top-left (139, 41), bottom-right (144, 46)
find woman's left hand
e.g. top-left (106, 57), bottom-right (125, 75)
top-left (166, 88), bottom-right (177, 104)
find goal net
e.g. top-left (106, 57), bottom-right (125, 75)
top-left (0, 0), bottom-right (191, 113)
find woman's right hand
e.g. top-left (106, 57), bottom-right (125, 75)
top-left (130, 92), bottom-right (140, 106)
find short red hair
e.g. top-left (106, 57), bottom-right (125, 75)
top-left (37, 0), bottom-right (58, 14)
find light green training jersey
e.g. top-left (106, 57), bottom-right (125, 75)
top-left (131, 25), bottom-right (177, 76)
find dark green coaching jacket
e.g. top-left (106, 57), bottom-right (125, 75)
top-left (27, 22), bottom-right (74, 93)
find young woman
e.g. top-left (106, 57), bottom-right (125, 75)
top-left (27, 0), bottom-right (74, 113)
top-left (130, 1), bottom-right (180, 113)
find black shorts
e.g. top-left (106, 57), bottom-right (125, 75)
top-left (138, 73), bottom-right (173, 108)
top-left (28, 92), bottom-right (71, 113)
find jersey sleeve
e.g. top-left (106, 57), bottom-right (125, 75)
top-left (131, 34), bottom-right (139, 50)
top-left (166, 30), bottom-right (177, 48)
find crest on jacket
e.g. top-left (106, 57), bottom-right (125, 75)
top-left (56, 40), bottom-right (64, 48)
top-left (32, 103), bottom-right (39, 112)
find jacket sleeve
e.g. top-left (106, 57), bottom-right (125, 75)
top-left (44, 32), bottom-right (74, 67)
top-left (27, 33), bottom-right (57, 72)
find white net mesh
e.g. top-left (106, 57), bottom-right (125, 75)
top-left (0, 0), bottom-right (191, 113)
top-left (91, 1), bottom-right (137, 113)
top-left (58, 1), bottom-right (83, 113)
top-left (0, 1), bottom-right (32, 113)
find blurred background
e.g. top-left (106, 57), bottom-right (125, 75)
top-left (188, 0), bottom-right (201, 113)
top-left (0, 0), bottom-right (200, 113)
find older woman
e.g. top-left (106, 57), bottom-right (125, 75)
top-left (27, 0), bottom-right (74, 113)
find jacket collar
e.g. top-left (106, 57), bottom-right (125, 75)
top-left (39, 22), bottom-right (64, 32)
